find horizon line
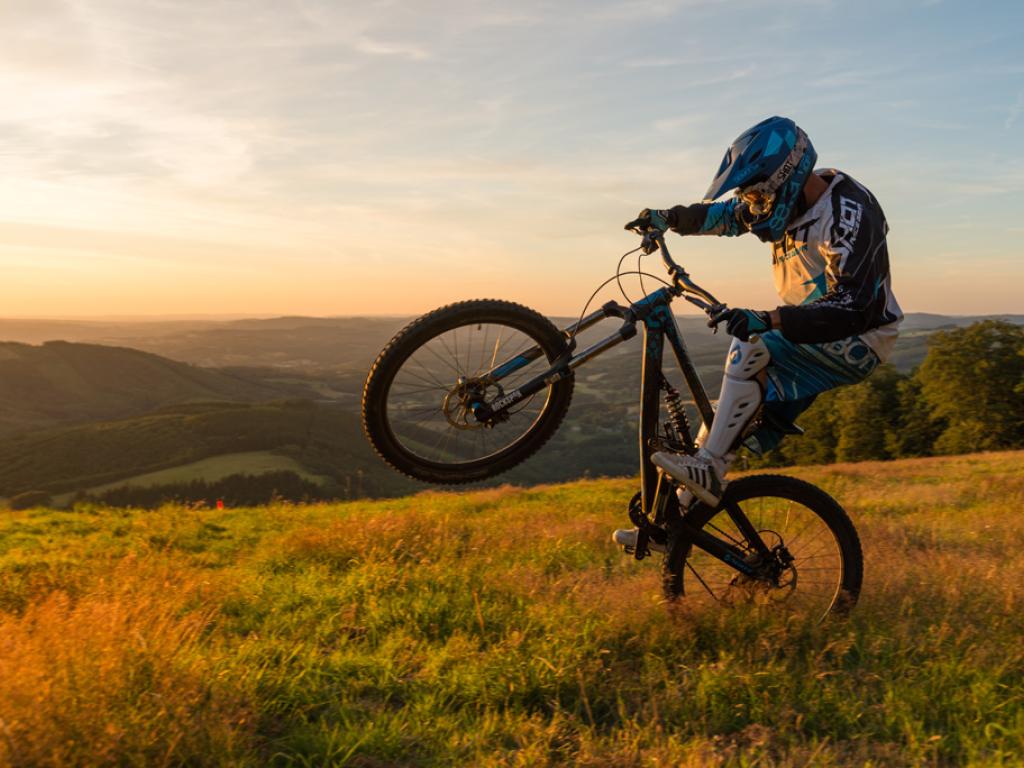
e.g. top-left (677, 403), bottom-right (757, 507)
top-left (0, 309), bottom-right (1023, 323)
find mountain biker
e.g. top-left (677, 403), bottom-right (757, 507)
top-left (616, 116), bottom-right (903, 553)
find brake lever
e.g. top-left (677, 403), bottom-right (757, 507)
top-left (705, 302), bottom-right (729, 333)
top-left (640, 230), bottom-right (662, 255)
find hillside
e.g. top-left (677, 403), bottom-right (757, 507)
top-left (3, 312), bottom-right (1021, 373)
top-left (0, 341), bottom-right (282, 435)
top-left (0, 400), bottom-right (419, 500)
top-left (0, 313), bottom-right (1021, 504)
top-left (0, 395), bottom-right (640, 501)
top-left (0, 452), bottom-right (1021, 766)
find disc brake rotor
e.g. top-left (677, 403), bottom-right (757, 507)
top-left (727, 530), bottom-right (798, 602)
top-left (442, 377), bottom-right (501, 430)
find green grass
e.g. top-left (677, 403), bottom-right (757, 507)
top-left (1, 451), bottom-right (1022, 766)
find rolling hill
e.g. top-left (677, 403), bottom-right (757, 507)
top-left (0, 313), bottom-right (1020, 504)
top-left (0, 341), bottom-right (281, 435)
top-left (3, 312), bottom-right (1021, 375)
top-left (0, 400), bottom-right (420, 501)
top-left (0, 452), bottom-right (1020, 765)
top-left (0, 393), bottom-right (643, 503)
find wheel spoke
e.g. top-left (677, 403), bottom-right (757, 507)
top-left (391, 384), bottom-right (448, 396)
top-left (669, 485), bottom-right (856, 621)
top-left (421, 338), bottom-right (464, 378)
top-left (382, 319), bottom-right (559, 466)
top-left (400, 364), bottom-right (449, 390)
top-left (477, 324), bottom-right (491, 376)
top-left (685, 560), bottom-right (720, 601)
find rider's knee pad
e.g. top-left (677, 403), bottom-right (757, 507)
top-left (723, 337), bottom-right (770, 380)
top-left (699, 339), bottom-right (769, 457)
top-left (709, 376), bottom-right (762, 447)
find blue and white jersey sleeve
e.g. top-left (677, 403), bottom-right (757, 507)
top-left (667, 199), bottom-right (750, 237)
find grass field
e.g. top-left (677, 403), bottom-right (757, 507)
top-left (0, 452), bottom-right (1022, 766)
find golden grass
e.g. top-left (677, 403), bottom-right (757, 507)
top-left (0, 556), bottom-right (246, 767)
top-left (0, 451), bottom-right (1021, 765)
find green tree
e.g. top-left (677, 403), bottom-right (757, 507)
top-left (834, 365), bottom-right (904, 462)
top-left (915, 320), bottom-right (1024, 454)
top-left (749, 397), bottom-right (840, 468)
top-left (885, 376), bottom-right (944, 458)
top-left (8, 490), bottom-right (52, 510)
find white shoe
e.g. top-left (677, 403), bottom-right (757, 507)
top-left (651, 450), bottom-right (726, 507)
top-left (612, 528), bottom-right (667, 554)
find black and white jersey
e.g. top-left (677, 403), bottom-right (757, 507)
top-left (669, 169), bottom-right (903, 361)
top-left (771, 170), bottom-right (903, 360)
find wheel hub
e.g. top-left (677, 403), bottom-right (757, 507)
top-left (442, 377), bottom-right (501, 430)
top-left (729, 530), bottom-right (798, 601)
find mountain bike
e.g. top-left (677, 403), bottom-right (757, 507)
top-left (361, 233), bottom-right (862, 620)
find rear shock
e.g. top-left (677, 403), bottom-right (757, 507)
top-left (662, 378), bottom-right (696, 454)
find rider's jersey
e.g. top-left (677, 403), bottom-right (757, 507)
top-left (669, 169), bottom-right (903, 361)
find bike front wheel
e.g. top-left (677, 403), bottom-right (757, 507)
top-left (662, 475), bottom-right (863, 621)
top-left (362, 300), bottom-right (574, 484)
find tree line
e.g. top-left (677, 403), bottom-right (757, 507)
top-left (746, 320), bottom-right (1024, 467)
top-left (75, 470), bottom-right (326, 509)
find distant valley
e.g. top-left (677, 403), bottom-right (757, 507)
top-left (0, 312), bottom-right (1019, 506)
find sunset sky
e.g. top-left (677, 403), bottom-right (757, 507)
top-left (1, 0), bottom-right (1022, 318)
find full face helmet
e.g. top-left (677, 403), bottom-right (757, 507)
top-left (703, 116), bottom-right (817, 242)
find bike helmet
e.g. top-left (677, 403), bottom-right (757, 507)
top-left (703, 116), bottom-right (817, 242)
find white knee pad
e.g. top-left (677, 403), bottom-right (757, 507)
top-left (724, 337), bottom-right (770, 380)
top-left (698, 339), bottom-right (768, 458)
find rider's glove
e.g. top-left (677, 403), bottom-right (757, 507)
top-left (709, 307), bottom-right (772, 341)
top-left (624, 208), bottom-right (672, 234)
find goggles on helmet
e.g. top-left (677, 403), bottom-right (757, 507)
top-left (735, 130), bottom-right (812, 219)
top-left (738, 188), bottom-right (775, 216)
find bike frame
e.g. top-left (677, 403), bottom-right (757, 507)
top-left (471, 236), bottom-right (773, 571)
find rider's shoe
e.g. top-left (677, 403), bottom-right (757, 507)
top-left (612, 528), bottom-right (667, 554)
top-left (651, 449), bottom-right (726, 507)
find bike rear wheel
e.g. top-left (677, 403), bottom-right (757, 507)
top-left (662, 474), bottom-right (862, 621)
top-left (362, 300), bottom-right (573, 484)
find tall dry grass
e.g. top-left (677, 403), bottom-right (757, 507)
top-left (0, 555), bottom-right (247, 767)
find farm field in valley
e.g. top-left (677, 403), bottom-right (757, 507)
top-left (49, 450), bottom-right (334, 506)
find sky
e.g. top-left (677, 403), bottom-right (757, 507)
top-left (1, 0), bottom-right (1022, 318)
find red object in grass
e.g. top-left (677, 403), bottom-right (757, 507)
top-left (216, 499), bottom-right (224, 510)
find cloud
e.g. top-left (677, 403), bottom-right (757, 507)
top-left (1006, 91), bottom-right (1024, 130)
top-left (596, 0), bottom-right (833, 18)
top-left (624, 57), bottom-right (688, 68)
top-left (352, 35), bottom-right (433, 60)
top-left (807, 67), bottom-right (898, 89)
top-left (652, 115), bottom-right (707, 132)
top-left (0, 0), bottom-right (1020, 317)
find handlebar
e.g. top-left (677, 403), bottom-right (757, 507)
top-left (644, 231), bottom-right (724, 315)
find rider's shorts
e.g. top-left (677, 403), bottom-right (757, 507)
top-left (759, 330), bottom-right (880, 403)
top-left (744, 331), bottom-right (880, 454)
